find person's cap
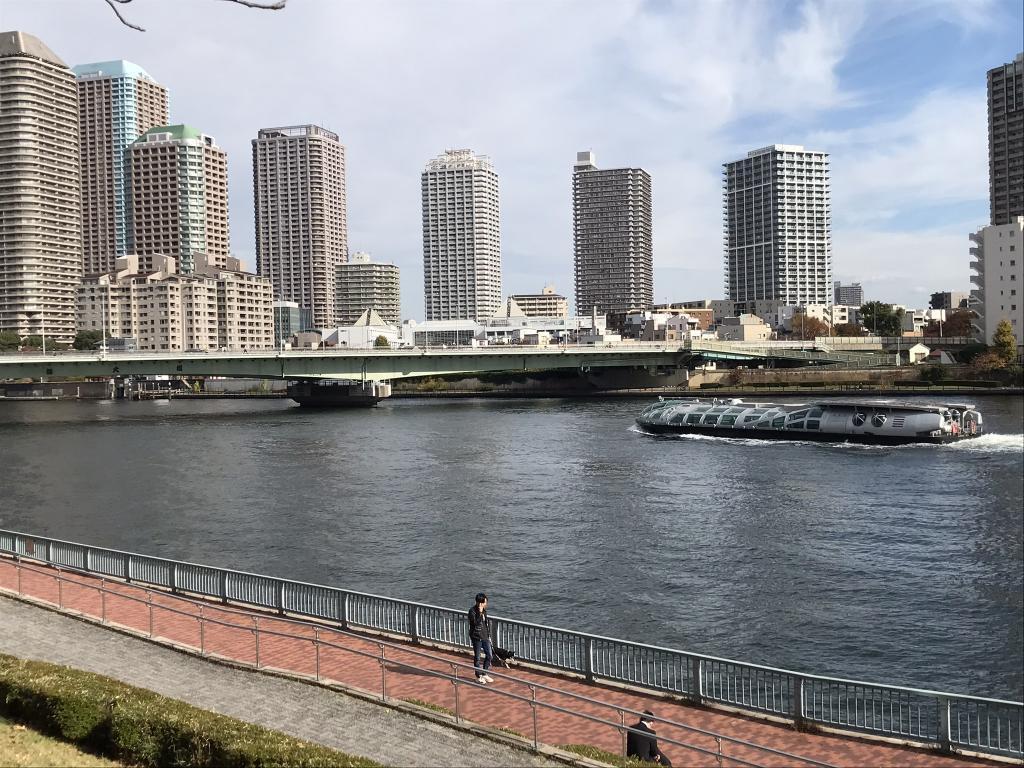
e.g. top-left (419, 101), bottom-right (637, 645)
top-left (475, 592), bottom-right (487, 603)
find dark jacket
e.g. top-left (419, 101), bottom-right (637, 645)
top-left (467, 605), bottom-right (490, 642)
top-left (626, 721), bottom-right (661, 763)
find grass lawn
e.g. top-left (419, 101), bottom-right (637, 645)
top-left (0, 715), bottom-right (119, 767)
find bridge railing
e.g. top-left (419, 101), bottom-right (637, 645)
top-left (1, 528), bottom-right (1020, 760)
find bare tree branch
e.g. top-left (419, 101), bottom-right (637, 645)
top-left (103, 0), bottom-right (146, 32)
top-left (102, 0), bottom-right (287, 32)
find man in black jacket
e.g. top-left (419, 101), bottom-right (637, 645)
top-left (466, 592), bottom-right (494, 684)
top-left (626, 710), bottom-right (672, 766)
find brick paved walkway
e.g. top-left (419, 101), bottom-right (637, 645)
top-left (0, 558), bottom-right (994, 767)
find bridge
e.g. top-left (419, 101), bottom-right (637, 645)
top-left (0, 341), bottom-right (892, 383)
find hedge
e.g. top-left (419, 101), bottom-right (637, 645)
top-left (0, 654), bottom-right (379, 767)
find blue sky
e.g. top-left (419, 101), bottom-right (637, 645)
top-left (3, 0), bottom-right (1022, 318)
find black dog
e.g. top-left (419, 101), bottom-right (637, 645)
top-left (492, 646), bottom-right (518, 668)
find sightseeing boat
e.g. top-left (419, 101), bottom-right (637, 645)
top-left (635, 398), bottom-right (983, 445)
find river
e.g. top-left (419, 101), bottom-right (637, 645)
top-left (1, 394), bottom-right (1021, 700)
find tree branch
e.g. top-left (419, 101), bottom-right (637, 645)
top-left (103, 0), bottom-right (146, 32)
top-left (102, 0), bottom-right (287, 32)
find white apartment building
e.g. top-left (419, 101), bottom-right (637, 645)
top-left (336, 251), bottom-right (400, 326)
top-left (77, 254), bottom-right (274, 351)
top-left (421, 149), bottom-right (501, 321)
top-left (0, 31), bottom-right (81, 344)
top-left (970, 216), bottom-right (1023, 345)
top-left (724, 145), bottom-right (832, 311)
top-left (252, 125), bottom-right (348, 329)
top-left (507, 285), bottom-right (568, 318)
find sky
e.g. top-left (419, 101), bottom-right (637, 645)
top-left (2, 0), bottom-right (1022, 319)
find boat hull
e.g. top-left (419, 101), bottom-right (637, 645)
top-left (635, 420), bottom-right (976, 445)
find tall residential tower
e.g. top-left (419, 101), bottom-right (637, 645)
top-left (422, 149), bottom-right (501, 321)
top-left (128, 124), bottom-right (230, 274)
top-left (0, 31), bottom-right (81, 343)
top-left (724, 145), bottom-right (831, 311)
top-left (572, 151), bottom-right (653, 320)
top-left (988, 52), bottom-right (1024, 225)
top-left (73, 60), bottom-right (168, 275)
top-left (252, 125), bottom-right (348, 329)
top-left (336, 252), bottom-right (400, 326)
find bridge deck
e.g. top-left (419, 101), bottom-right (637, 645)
top-left (0, 558), bottom-right (989, 767)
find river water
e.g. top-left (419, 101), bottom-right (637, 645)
top-left (1, 394), bottom-right (1021, 700)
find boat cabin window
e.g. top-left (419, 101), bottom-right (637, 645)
top-left (852, 413), bottom-right (866, 427)
top-left (702, 414), bottom-right (720, 425)
top-left (808, 408), bottom-right (823, 419)
top-left (788, 409), bottom-right (810, 422)
top-left (669, 411), bottom-right (688, 424)
top-left (872, 414), bottom-right (887, 427)
top-left (743, 414), bottom-right (760, 423)
top-left (720, 415), bottom-right (738, 426)
top-left (772, 415), bottom-right (786, 428)
top-left (685, 413), bottom-right (703, 425)
top-left (790, 420), bottom-right (805, 430)
top-left (806, 419), bottom-right (821, 430)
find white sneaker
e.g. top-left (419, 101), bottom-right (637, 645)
top-left (476, 676), bottom-right (488, 684)
top-left (483, 674), bottom-right (495, 683)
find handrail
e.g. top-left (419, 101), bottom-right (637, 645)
top-left (0, 529), bottom-right (1020, 760)
top-left (0, 557), bottom-right (835, 768)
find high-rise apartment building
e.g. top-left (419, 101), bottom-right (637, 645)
top-left (724, 145), bottom-right (831, 311)
top-left (336, 251), bottom-right (400, 326)
top-left (128, 125), bottom-right (229, 275)
top-left (0, 31), bottom-right (81, 344)
top-left (422, 149), bottom-right (501, 321)
top-left (988, 52), bottom-right (1023, 225)
top-left (572, 151), bottom-right (653, 319)
top-left (73, 60), bottom-right (168, 275)
top-left (252, 125), bottom-right (348, 329)
top-left (833, 281), bottom-right (864, 307)
top-left (969, 216), bottom-right (1023, 346)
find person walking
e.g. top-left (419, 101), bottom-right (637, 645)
top-left (467, 592), bottom-right (494, 684)
top-left (626, 710), bottom-right (672, 766)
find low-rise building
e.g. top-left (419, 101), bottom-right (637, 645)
top-left (401, 314), bottom-right (607, 347)
top-left (929, 291), bottom-right (970, 311)
top-left (273, 300), bottom-right (312, 345)
top-left (336, 251), bottom-right (400, 326)
top-left (716, 314), bottom-right (772, 342)
top-left (77, 254), bottom-right (274, 351)
top-left (507, 284), bottom-right (568, 318)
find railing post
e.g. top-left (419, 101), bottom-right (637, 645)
top-left (57, 569), bottom-right (63, 608)
top-left (220, 570), bottom-right (228, 604)
top-left (100, 579), bottom-right (106, 623)
top-left (619, 709), bottom-right (627, 761)
top-left (83, 547), bottom-right (90, 572)
top-left (275, 580), bottom-right (284, 615)
top-left (793, 675), bottom-right (805, 728)
top-left (530, 685), bottom-right (539, 751)
top-left (148, 594), bottom-right (153, 638)
top-left (715, 736), bottom-right (723, 766)
top-left (254, 616), bottom-right (261, 668)
top-left (169, 562), bottom-right (176, 594)
top-left (410, 604), bottom-right (420, 644)
top-left (199, 606), bottom-right (205, 655)
top-left (584, 636), bottom-right (595, 683)
top-left (690, 656), bottom-right (703, 705)
top-left (938, 696), bottom-right (952, 753)
top-left (44, 540), bottom-right (52, 564)
top-left (16, 556), bottom-right (22, 595)
top-left (379, 643), bottom-right (387, 702)
top-left (451, 663), bottom-right (461, 723)
top-left (124, 553), bottom-right (131, 582)
top-left (341, 592), bottom-right (349, 630)
top-left (314, 628), bottom-right (321, 682)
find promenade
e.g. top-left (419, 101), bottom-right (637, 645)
top-left (0, 557), bottom-right (995, 767)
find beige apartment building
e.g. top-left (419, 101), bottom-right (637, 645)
top-left (507, 284), bottom-right (568, 318)
top-left (336, 252), bottom-right (400, 326)
top-left (128, 125), bottom-right (230, 274)
top-left (252, 125), bottom-right (348, 329)
top-left (73, 60), bottom-right (168, 276)
top-left (0, 31), bottom-right (81, 344)
top-left (77, 254), bottom-right (273, 351)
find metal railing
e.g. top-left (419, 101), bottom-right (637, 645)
top-left (0, 557), bottom-right (832, 768)
top-left (1, 529), bottom-right (1020, 761)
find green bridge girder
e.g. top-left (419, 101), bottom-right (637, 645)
top-left (0, 342), bottom-right (888, 383)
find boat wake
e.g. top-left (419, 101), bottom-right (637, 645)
top-left (629, 424), bottom-right (1024, 452)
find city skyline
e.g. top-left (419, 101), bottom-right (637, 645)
top-left (2, 0), bottom-right (1022, 321)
